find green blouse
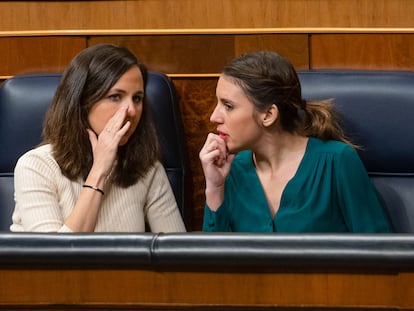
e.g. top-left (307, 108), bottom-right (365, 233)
top-left (203, 137), bottom-right (393, 233)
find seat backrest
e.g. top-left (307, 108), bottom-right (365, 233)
top-left (298, 70), bottom-right (414, 233)
top-left (0, 72), bottom-right (192, 231)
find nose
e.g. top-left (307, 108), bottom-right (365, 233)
top-left (125, 98), bottom-right (137, 116)
top-left (210, 104), bottom-right (222, 123)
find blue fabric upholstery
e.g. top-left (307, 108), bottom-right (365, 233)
top-left (0, 72), bottom-right (192, 231)
top-left (298, 70), bottom-right (414, 232)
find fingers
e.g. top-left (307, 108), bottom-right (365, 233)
top-left (200, 133), bottom-right (226, 155)
top-left (200, 133), bottom-right (229, 168)
top-left (87, 129), bottom-right (98, 150)
top-left (103, 105), bottom-right (128, 135)
top-left (96, 105), bottom-right (133, 149)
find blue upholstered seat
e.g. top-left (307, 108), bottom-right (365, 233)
top-left (298, 70), bottom-right (414, 232)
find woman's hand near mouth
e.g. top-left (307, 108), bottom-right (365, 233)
top-left (199, 132), bottom-right (235, 211)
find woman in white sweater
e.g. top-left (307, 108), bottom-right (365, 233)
top-left (11, 44), bottom-right (186, 233)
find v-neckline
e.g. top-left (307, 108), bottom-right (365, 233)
top-left (249, 137), bottom-right (312, 220)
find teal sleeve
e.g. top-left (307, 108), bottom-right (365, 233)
top-left (336, 146), bottom-right (393, 233)
top-left (202, 203), bottom-right (231, 232)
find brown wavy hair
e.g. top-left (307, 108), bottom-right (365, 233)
top-left (222, 51), bottom-right (355, 147)
top-left (42, 44), bottom-right (160, 187)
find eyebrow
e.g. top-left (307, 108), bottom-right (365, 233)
top-left (109, 88), bottom-right (144, 95)
top-left (217, 95), bottom-right (234, 104)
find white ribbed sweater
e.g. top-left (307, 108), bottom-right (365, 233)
top-left (11, 144), bottom-right (186, 233)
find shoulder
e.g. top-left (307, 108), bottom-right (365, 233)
top-left (141, 160), bottom-right (169, 182)
top-left (307, 137), bottom-right (364, 170)
top-left (14, 144), bottom-right (62, 181)
top-left (15, 144), bottom-right (57, 169)
top-left (19, 144), bottom-right (52, 157)
top-left (308, 137), bottom-right (356, 156)
top-left (152, 160), bottom-right (166, 174)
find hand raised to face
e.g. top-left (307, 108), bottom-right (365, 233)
top-left (199, 132), bottom-right (235, 191)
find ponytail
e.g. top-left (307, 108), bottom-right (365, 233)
top-left (300, 99), bottom-right (358, 148)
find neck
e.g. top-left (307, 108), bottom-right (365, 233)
top-left (253, 133), bottom-right (308, 173)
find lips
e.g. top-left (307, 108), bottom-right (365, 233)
top-left (218, 131), bottom-right (228, 140)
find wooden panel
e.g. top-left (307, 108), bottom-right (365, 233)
top-left (88, 35), bottom-right (234, 74)
top-left (172, 78), bottom-right (217, 230)
top-left (0, 37), bottom-right (86, 76)
top-left (0, 0), bottom-right (414, 31)
top-left (234, 34), bottom-right (309, 70)
top-left (0, 268), bottom-right (413, 309)
top-left (88, 34), bottom-right (309, 74)
top-left (0, 34), bottom-right (308, 77)
top-left (311, 34), bottom-right (414, 70)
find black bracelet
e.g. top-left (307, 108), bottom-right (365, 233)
top-left (83, 184), bottom-right (104, 195)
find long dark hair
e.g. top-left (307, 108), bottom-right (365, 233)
top-left (222, 51), bottom-right (354, 146)
top-left (43, 44), bottom-right (160, 187)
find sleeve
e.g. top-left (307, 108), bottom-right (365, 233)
top-left (12, 150), bottom-right (71, 232)
top-left (335, 146), bottom-right (393, 233)
top-left (202, 200), bottom-right (232, 232)
top-left (144, 162), bottom-right (186, 233)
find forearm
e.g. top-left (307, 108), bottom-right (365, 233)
top-left (64, 168), bottom-right (107, 232)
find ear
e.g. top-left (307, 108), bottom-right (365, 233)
top-left (262, 104), bottom-right (278, 127)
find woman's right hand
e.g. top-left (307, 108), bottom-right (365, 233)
top-left (87, 105), bottom-right (130, 181)
top-left (199, 133), bottom-right (235, 210)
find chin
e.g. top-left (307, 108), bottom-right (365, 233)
top-left (226, 145), bottom-right (237, 154)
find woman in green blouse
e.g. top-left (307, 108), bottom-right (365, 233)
top-left (199, 51), bottom-right (393, 233)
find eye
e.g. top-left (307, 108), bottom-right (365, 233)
top-left (133, 94), bottom-right (143, 104)
top-left (223, 101), bottom-right (234, 111)
top-left (108, 94), bottom-right (121, 102)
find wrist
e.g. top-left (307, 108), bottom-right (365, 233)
top-left (86, 170), bottom-right (108, 190)
top-left (205, 187), bottom-right (225, 212)
top-left (82, 184), bottom-right (104, 195)
top-left (205, 186), bottom-right (224, 195)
